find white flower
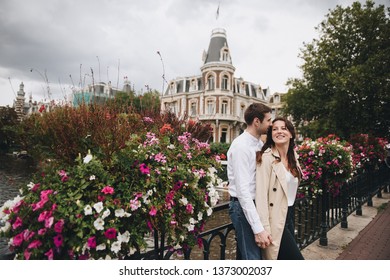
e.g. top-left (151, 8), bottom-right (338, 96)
top-left (96, 243), bottom-right (106, 251)
top-left (117, 231), bottom-right (130, 243)
top-left (167, 144), bottom-right (175, 149)
top-left (83, 153), bottom-right (93, 164)
top-left (94, 218), bottom-right (105, 230)
top-left (101, 209), bottom-right (111, 219)
top-left (206, 207), bottom-right (213, 216)
top-left (27, 182), bottom-right (35, 189)
top-left (197, 212), bottom-right (203, 221)
top-left (111, 241), bottom-right (121, 254)
top-left (186, 224), bottom-right (195, 231)
top-left (115, 209), bottom-right (125, 217)
top-left (0, 222), bottom-right (11, 233)
top-left (179, 197), bottom-right (188, 206)
top-left (93, 202), bottom-right (104, 213)
top-left (89, 175), bottom-right (96, 181)
top-left (84, 205), bottom-right (93, 215)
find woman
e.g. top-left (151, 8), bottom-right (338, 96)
top-left (255, 117), bottom-right (304, 260)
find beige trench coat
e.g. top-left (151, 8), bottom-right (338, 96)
top-left (255, 148), bottom-right (301, 260)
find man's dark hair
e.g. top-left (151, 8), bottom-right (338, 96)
top-left (244, 103), bottom-right (272, 125)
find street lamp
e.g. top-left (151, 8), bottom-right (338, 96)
top-left (30, 68), bottom-right (51, 100)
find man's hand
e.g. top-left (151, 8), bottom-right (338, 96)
top-left (255, 231), bottom-right (273, 248)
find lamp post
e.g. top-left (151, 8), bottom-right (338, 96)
top-left (30, 68), bottom-right (51, 100)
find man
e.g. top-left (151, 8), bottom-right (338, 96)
top-left (227, 103), bottom-right (273, 259)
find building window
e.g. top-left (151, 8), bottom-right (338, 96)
top-left (222, 50), bottom-right (229, 61)
top-left (207, 100), bottom-right (215, 115)
top-left (190, 102), bottom-right (197, 116)
top-left (220, 128), bottom-right (227, 143)
top-left (240, 105), bottom-right (245, 119)
top-left (207, 75), bottom-right (215, 90)
top-left (221, 100), bottom-right (228, 115)
top-left (222, 75), bottom-right (229, 90)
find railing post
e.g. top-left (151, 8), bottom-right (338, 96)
top-left (341, 182), bottom-right (348, 228)
top-left (356, 175), bottom-right (363, 216)
top-left (319, 187), bottom-right (328, 246)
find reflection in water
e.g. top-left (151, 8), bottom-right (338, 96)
top-left (0, 155), bottom-right (36, 256)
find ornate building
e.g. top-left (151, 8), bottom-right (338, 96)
top-left (160, 28), bottom-right (281, 143)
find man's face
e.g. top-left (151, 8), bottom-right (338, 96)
top-left (258, 112), bottom-right (272, 134)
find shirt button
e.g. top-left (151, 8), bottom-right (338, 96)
top-left (273, 188), bottom-right (277, 192)
top-left (270, 203), bottom-right (274, 207)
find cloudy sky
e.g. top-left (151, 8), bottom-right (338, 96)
top-left (0, 0), bottom-right (388, 106)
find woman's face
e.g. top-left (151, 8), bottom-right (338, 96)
top-left (271, 120), bottom-right (292, 145)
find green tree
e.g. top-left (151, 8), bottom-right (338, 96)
top-left (0, 106), bottom-right (19, 153)
top-left (284, 1), bottom-right (390, 139)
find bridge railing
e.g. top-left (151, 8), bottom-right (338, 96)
top-left (136, 163), bottom-right (389, 259)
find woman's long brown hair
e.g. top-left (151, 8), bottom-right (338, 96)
top-left (256, 117), bottom-right (301, 179)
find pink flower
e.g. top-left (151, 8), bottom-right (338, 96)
top-left (12, 200), bottom-right (24, 213)
top-left (154, 152), bottom-right (167, 163)
top-left (101, 186), bottom-right (114, 195)
top-left (38, 210), bottom-right (52, 222)
top-left (40, 189), bottom-right (53, 201)
top-left (13, 232), bottom-right (24, 247)
top-left (54, 219), bottom-right (65, 233)
top-left (149, 206), bottom-right (157, 216)
top-left (45, 249), bottom-right (54, 260)
top-left (104, 228), bottom-right (117, 239)
top-left (24, 250), bottom-right (31, 260)
top-left (139, 163), bottom-right (150, 175)
top-left (12, 217), bottom-right (23, 229)
top-left (38, 228), bottom-right (47, 235)
top-left (186, 204), bottom-right (193, 214)
top-left (31, 183), bottom-right (40, 192)
top-left (53, 234), bottom-right (63, 247)
top-left (45, 216), bottom-right (54, 228)
top-left (27, 240), bottom-right (42, 249)
top-left (87, 236), bottom-right (96, 249)
top-left (23, 229), bottom-right (35, 241)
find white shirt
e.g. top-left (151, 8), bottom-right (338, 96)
top-left (227, 130), bottom-right (264, 234)
top-left (285, 167), bottom-right (299, 206)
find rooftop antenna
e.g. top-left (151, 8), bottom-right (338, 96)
top-left (216, 2), bottom-right (220, 20)
top-left (79, 64), bottom-right (82, 88)
top-left (96, 56), bottom-right (101, 83)
top-left (157, 51), bottom-right (168, 98)
top-left (69, 74), bottom-right (75, 88)
top-left (8, 77), bottom-right (17, 98)
top-left (30, 68), bottom-right (51, 100)
top-left (116, 58), bottom-right (120, 89)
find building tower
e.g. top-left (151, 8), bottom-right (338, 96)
top-left (160, 28), bottom-right (270, 143)
top-left (13, 82), bottom-right (26, 121)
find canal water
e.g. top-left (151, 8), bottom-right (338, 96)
top-left (0, 155), bottom-right (235, 259)
top-left (0, 154), bottom-right (37, 256)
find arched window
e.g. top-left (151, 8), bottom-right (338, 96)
top-left (222, 75), bottom-right (229, 90)
top-left (221, 100), bottom-right (228, 115)
top-left (207, 75), bottom-right (215, 90)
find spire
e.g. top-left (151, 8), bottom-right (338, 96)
top-left (203, 28), bottom-right (232, 65)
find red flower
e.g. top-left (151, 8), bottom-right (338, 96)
top-left (104, 228), bottom-right (117, 239)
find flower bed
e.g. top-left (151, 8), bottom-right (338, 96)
top-left (297, 134), bottom-right (355, 197)
top-left (0, 121), bottom-right (222, 259)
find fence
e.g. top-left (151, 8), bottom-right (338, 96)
top-left (134, 163), bottom-right (390, 259)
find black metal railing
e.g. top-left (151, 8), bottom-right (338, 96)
top-left (138, 163), bottom-right (389, 259)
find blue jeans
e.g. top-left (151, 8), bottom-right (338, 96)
top-left (229, 200), bottom-right (262, 260)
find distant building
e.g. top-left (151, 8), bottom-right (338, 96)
top-left (13, 82), bottom-right (53, 121)
top-left (161, 28), bottom-right (284, 143)
top-left (72, 78), bottom-right (132, 107)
